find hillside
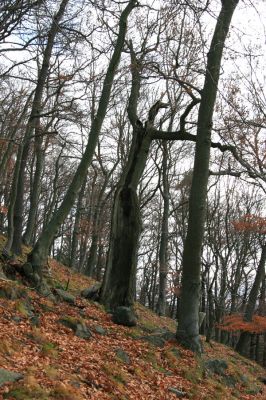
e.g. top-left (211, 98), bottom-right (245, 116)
top-left (0, 240), bottom-right (266, 399)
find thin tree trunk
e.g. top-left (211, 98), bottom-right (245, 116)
top-left (176, 0), bottom-right (238, 352)
top-left (23, 120), bottom-right (45, 245)
top-left (26, 0), bottom-right (137, 284)
top-left (10, 0), bottom-right (70, 255)
top-left (156, 141), bottom-right (169, 316)
top-left (69, 176), bottom-right (87, 269)
top-left (236, 243), bottom-right (266, 355)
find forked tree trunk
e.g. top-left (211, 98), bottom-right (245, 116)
top-left (100, 129), bottom-right (152, 309)
top-left (26, 0), bottom-right (137, 283)
top-left (176, 0), bottom-right (238, 352)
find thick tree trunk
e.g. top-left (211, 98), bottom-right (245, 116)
top-left (100, 130), bottom-right (152, 309)
top-left (176, 0), bottom-right (238, 352)
top-left (236, 243), bottom-right (266, 355)
top-left (26, 0), bottom-right (137, 282)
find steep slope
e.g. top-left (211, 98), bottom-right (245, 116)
top-left (0, 237), bottom-right (265, 399)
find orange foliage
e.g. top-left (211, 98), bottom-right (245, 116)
top-left (217, 314), bottom-right (266, 334)
top-left (232, 214), bottom-right (266, 234)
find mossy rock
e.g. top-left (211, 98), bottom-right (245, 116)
top-left (58, 317), bottom-right (92, 339)
top-left (115, 348), bottom-right (131, 364)
top-left (0, 368), bottom-right (23, 387)
top-left (112, 307), bottom-right (137, 327)
top-left (0, 285), bottom-right (27, 300)
top-left (15, 299), bottom-right (34, 317)
top-left (4, 385), bottom-right (50, 400)
top-left (54, 288), bottom-right (75, 304)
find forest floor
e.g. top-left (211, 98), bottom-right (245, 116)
top-left (0, 235), bottom-right (265, 400)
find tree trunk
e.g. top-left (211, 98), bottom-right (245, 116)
top-left (10, 0), bottom-right (70, 255)
top-left (156, 141), bottom-right (169, 316)
top-left (176, 0), bottom-right (238, 352)
top-left (100, 129), bottom-right (152, 309)
top-left (69, 176), bottom-right (87, 269)
top-left (26, 0), bottom-right (137, 282)
top-left (236, 243), bottom-right (266, 355)
top-left (23, 120), bottom-right (46, 246)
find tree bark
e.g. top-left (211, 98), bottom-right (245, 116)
top-left (10, 0), bottom-right (70, 255)
top-left (26, 0), bottom-right (137, 282)
top-left (100, 128), bottom-right (152, 309)
top-left (236, 243), bottom-right (266, 355)
top-left (176, 0), bottom-right (239, 352)
top-left (156, 141), bottom-right (170, 316)
top-left (69, 176), bottom-right (87, 269)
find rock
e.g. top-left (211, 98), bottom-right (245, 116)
top-left (54, 288), bottom-right (76, 304)
top-left (0, 368), bottom-right (23, 387)
top-left (94, 325), bottom-right (106, 335)
top-left (239, 374), bottom-right (249, 385)
top-left (245, 386), bottom-right (263, 395)
top-left (140, 334), bottom-right (166, 348)
top-left (29, 314), bottom-right (40, 327)
top-left (81, 283), bottom-right (101, 301)
top-left (115, 348), bottom-right (131, 364)
top-left (112, 306), bottom-right (137, 327)
top-left (152, 327), bottom-right (176, 342)
top-left (204, 359), bottom-right (228, 376)
top-left (75, 323), bottom-right (92, 339)
top-left (58, 317), bottom-right (92, 339)
top-left (258, 376), bottom-right (266, 384)
top-left (223, 374), bottom-right (237, 388)
top-left (168, 387), bottom-right (187, 397)
top-left (22, 262), bottom-right (33, 277)
top-left (59, 317), bottom-right (77, 331)
top-left (0, 285), bottom-right (27, 300)
top-left (11, 316), bottom-right (22, 324)
top-left (15, 299), bottom-right (35, 318)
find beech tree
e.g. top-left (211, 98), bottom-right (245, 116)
top-left (176, 0), bottom-right (239, 352)
top-left (23, 0), bottom-right (138, 290)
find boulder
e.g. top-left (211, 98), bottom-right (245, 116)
top-left (81, 283), bottom-right (101, 301)
top-left (140, 334), bottom-right (166, 348)
top-left (94, 325), bottom-right (106, 335)
top-left (0, 369), bottom-right (23, 387)
top-left (54, 288), bottom-right (76, 304)
top-left (115, 348), bottom-right (131, 364)
top-left (59, 317), bottom-right (92, 339)
top-left (152, 327), bottom-right (176, 342)
top-left (112, 306), bottom-right (137, 327)
top-left (0, 285), bottom-right (27, 300)
top-left (204, 359), bottom-right (228, 376)
top-left (75, 323), bottom-right (92, 339)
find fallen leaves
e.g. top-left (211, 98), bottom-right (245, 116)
top-left (0, 256), bottom-right (265, 399)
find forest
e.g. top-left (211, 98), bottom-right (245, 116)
top-left (0, 0), bottom-right (266, 374)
